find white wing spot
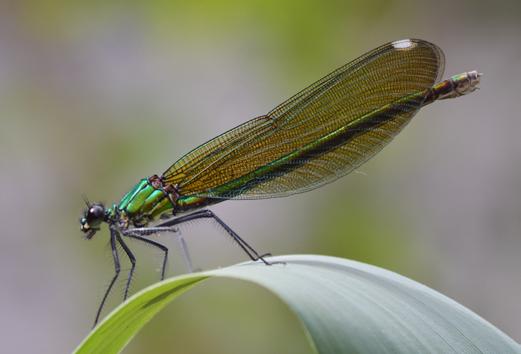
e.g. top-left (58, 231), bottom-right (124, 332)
top-left (392, 39), bottom-right (414, 50)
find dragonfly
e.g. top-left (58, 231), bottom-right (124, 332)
top-left (80, 38), bottom-right (480, 326)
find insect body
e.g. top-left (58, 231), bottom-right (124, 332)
top-left (80, 39), bottom-right (481, 326)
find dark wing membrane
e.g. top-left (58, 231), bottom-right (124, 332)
top-left (162, 39), bottom-right (445, 199)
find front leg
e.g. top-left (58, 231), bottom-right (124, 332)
top-left (93, 228), bottom-right (121, 327)
top-left (114, 232), bottom-right (136, 300)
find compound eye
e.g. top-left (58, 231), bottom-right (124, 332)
top-left (88, 204), bottom-right (105, 220)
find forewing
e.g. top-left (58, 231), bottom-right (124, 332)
top-left (162, 39), bottom-right (445, 199)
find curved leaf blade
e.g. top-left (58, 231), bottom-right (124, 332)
top-left (74, 255), bottom-right (520, 354)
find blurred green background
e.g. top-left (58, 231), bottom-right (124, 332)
top-left (0, 0), bottom-right (520, 353)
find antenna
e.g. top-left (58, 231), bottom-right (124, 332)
top-left (82, 194), bottom-right (91, 208)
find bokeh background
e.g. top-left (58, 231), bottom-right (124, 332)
top-left (0, 0), bottom-right (520, 353)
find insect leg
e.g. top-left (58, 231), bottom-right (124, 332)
top-left (122, 232), bottom-right (169, 280)
top-left (93, 228), bottom-right (121, 327)
top-left (123, 227), bottom-right (194, 275)
top-left (114, 232), bottom-right (136, 300)
top-left (157, 209), bottom-right (272, 265)
top-left (176, 232), bottom-right (194, 273)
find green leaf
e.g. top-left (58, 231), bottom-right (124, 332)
top-left (74, 255), bottom-right (520, 354)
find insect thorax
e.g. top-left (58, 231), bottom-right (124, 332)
top-left (115, 177), bottom-right (177, 228)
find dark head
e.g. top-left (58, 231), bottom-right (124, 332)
top-left (80, 202), bottom-right (107, 239)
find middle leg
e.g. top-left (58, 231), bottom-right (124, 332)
top-left (123, 226), bottom-right (194, 276)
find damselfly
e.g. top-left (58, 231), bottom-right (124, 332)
top-left (80, 39), bottom-right (481, 326)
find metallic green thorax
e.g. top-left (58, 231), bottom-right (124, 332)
top-left (113, 71), bottom-right (479, 229)
top-left (110, 178), bottom-right (213, 228)
top-left (116, 179), bottom-right (170, 227)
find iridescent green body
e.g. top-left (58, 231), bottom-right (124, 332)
top-left (112, 70), bottom-right (480, 230)
top-left (108, 178), bottom-right (213, 228)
